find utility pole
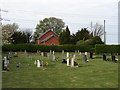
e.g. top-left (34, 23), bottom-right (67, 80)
top-left (104, 20), bottom-right (106, 44)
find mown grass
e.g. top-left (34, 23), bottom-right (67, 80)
top-left (2, 52), bottom-right (118, 88)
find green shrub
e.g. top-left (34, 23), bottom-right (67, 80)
top-left (95, 44), bottom-right (119, 53)
top-left (2, 44), bottom-right (94, 52)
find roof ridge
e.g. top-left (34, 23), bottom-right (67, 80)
top-left (41, 34), bottom-right (58, 42)
top-left (37, 30), bottom-right (58, 39)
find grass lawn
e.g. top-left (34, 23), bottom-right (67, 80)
top-left (2, 52), bottom-right (118, 88)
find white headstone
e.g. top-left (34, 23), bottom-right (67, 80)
top-left (4, 57), bottom-right (7, 65)
top-left (37, 60), bottom-right (40, 67)
top-left (41, 52), bottom-right (44, 56)
top-left (67, 58), bottom-right (70, 66)
top-left (78, 50), bottom-right (79, 53)
top-left (85, 52), bottom-right (87, 55)
top-left (71, 58), bottom-right (74, 67)
top-left (67, 52), bottom-right (69, 58)
top-left (53, 51), bottom-right (55, 55)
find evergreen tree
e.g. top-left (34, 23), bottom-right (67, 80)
top-left (59, 26), bottom-right (71, 44)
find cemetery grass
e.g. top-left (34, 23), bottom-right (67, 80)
top-left (2, 52), bottom-right (118, 88)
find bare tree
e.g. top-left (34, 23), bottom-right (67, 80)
top-left (90, 22), bottom-right (104, 37)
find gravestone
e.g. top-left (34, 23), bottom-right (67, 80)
top-left (62, 50), bottom-right (64, 54)
top-left (90, 52), bottom-right (93, 59)
top-left (79, 52), bottom-right (82, 55)
top-left (85, 52), bottom-right (87, 55)
top-left (103, 54), bottom-right (106, 61)
top-left (111, 55), bottom-right (115, 62)
top-left (37, 60), bottom-right (40, 67)
top-left (73, 54), bottom-right (76, 59)
top-left (66, 52), bottom-right (69, 66)
top-left (24, 50), bottom-right (27, 54)
top-left (2, 58), bottom-right (5, 70)
top-left (41, 52), bottom-right (44, 56)
top-left (4, 57), bottom-right (7, 65)
top-left (71, 58), bottom-right (74, 67)
top-left (53, 55), bottom-right (56, 61)
top-left (34, 60), bottom-right (37, 64)
top-left (50, 50), bottom-right (52, 54)
top-left (53, 51), bottom-right (55, 55)
top-left (62, 59), bottom-right (67, 64)
top-left (44, 52), bottom-right (47, 57)
top-left (83, 54), bottom-right (87, 62)
top-left (78, 50), bottom-right (79, 53)
top-left (47, 53), bottom-right (50, 58)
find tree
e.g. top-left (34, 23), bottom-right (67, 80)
top-left (90, 22), bottom-right (104, 37)
top-left (59, 26), bottom-right (71, 44)
top-left (22, 28), bottom-right (33, 43)
top-left (75, 28), bottom-right (92, 41)
top-left (2, 23), bottom-right (19, 44)
top-left (11, 31), bottom-right (28, 44)
top-left (77, 36), bottom-right (104, 45)
top-left (34, 17), bottom-right (65, 39)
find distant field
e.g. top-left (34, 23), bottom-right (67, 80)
top-left (2, 52), bottom-right (118, 88)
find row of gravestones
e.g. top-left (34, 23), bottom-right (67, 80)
top-left (2, 54), bottom-right (11, 71)
top-left (102, 54), bottom-right (118, 63)
top-left (34, 60), bottom-right (48, 67)
top-left (62, 52), bottom-right (89, 67)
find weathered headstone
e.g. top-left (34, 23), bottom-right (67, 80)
top-left (71, 58), bottom-right (74, 67)
top-left (41, 52), bottom-right (44, 56)
top-left (24, 50), bottom-right (26, 54)
top-left (50, 50), bottom-right (52, 54)
top-left (62, 50), bottom-right (64, 54)
top-left (44, 52), bottom-right (47, 57)
top-left (4, 57), bottom-right (7, 65)
top-left (79, 52), bottom-right (82, 55)
top-left (34, 60), bottom-right (37, 64)
top-left (90, 52), bottom-right (93, 59)
top-left (103, 54), bottom-right (106, 61)
top-left (47, 53), bottom-right (50, 58)
top-left (83, 54), bottom-right (87, 62)
top-left (53, 55), bottom-right (55, 61)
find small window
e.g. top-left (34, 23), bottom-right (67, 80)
top-left (51, 43), bottom-right (55, 45)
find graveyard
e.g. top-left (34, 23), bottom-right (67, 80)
top-left (2, 51), bottom-right (118, 88)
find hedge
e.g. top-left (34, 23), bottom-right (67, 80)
top-left (95, 44), bottom-right (119, 53)
top-left (2, 44), bottom-right (94, 52)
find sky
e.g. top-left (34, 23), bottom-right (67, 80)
top-left (0, 0), bottom-right (119, 44)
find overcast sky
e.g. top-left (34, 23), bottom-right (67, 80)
top-left (0, 0), bottom-right (119, 44)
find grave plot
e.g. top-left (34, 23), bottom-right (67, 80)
top-left (2, 52), bottom-right (118, 88)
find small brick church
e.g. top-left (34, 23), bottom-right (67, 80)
top-left (36, 30), bottom-right (60, 45)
